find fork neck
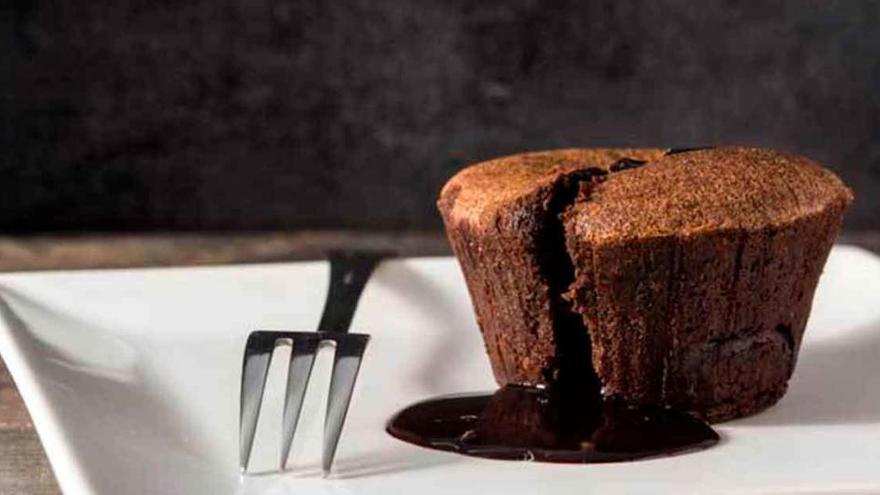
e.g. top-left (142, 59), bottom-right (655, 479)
top-left (316, 252), bottom-right (385, 333)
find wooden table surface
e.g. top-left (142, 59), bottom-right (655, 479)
top-left (1, 231), bottom-right (877, 494)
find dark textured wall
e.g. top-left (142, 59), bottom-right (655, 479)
top-left (4, 0), bottom-right (879, 232)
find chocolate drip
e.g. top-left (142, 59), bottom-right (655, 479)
top-left (609, 158), bottom-right (648, 172)
top-left (665, 146), bottom-right (716, 155)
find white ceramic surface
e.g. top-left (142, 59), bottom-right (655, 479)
top-left (1, 246), bottom-right (880, 494)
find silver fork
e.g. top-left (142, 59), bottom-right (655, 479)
top-left (239, 251), bottom-right (384, 476)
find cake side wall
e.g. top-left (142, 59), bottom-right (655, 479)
top-left (438, 191), bottom-right (558, 386)
top-left (564, 201), bottom-right (849, 422)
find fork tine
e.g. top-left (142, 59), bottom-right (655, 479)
top-left (239, 332), bottom-right (276, 472)
top-left (279, 334), bottom-right (320, 469)
top-left (322, 333), bottom-right (370, 477)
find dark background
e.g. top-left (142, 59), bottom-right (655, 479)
top-left (4, 0), bottom-right (879, 233)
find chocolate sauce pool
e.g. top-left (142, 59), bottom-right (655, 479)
top-left (387, 385), bottom-right (719, 463)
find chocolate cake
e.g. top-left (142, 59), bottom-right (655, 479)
top-left (438, 147), bottom-right (852, 422)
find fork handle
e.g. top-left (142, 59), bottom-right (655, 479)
top-left (316, 251), bottom-right (386, 333)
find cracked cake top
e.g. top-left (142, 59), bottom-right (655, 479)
top-left (439, 147), bottom-right (852, 241)
top-left (437, 148), bottom-right (666, 230)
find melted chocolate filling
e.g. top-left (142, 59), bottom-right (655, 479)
top-left (387, 385), bottom-right (719, 463)
top-left (534, 168), bottom-right (607, 386)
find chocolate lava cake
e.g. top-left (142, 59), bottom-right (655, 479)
top-left (438, 147), bottom-right (852, 422)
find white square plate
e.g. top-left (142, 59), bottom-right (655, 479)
top-left (1, 246), bottom-right (880, 494)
